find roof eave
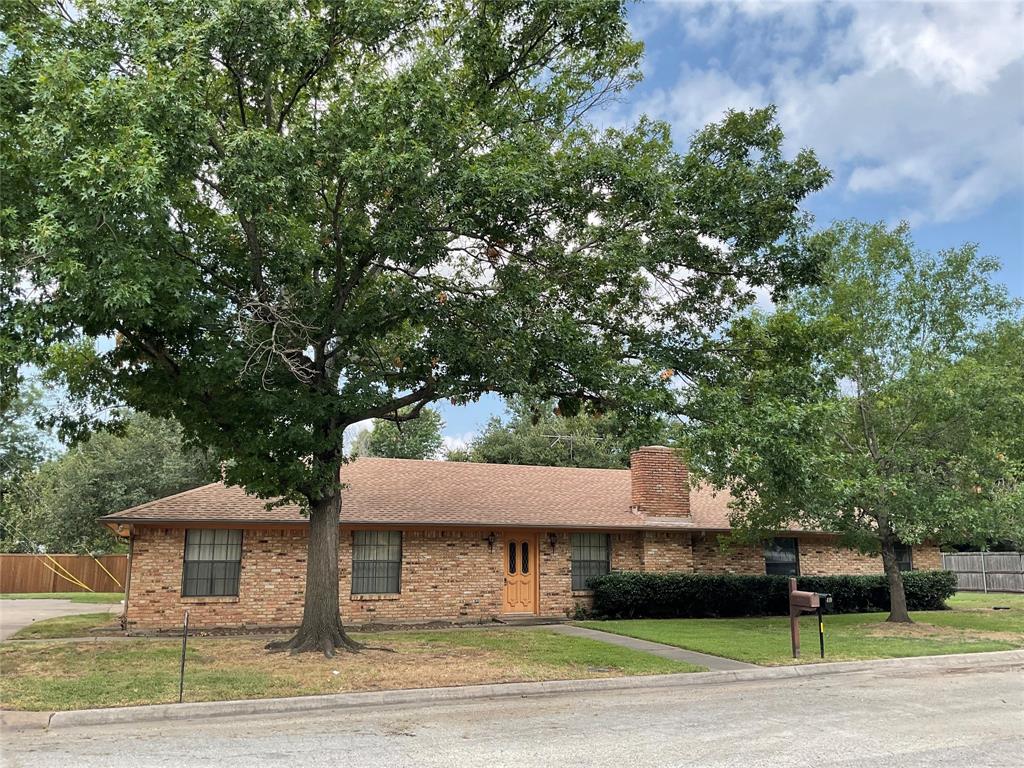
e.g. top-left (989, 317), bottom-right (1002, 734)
top-left (101, 517), bottom-right (705, 531)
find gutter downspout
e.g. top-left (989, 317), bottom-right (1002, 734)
top-left (123, 527), bottom-right (134, 633)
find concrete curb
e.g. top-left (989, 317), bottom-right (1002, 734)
top-left (45, 649), bottom-right (1024, 730)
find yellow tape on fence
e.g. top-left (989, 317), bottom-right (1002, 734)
top-left (38, 559), bottom-right (93, 591)
top-left (43, 555), bottom-right (94, 592)
top-left (91, 556), bottom-right (124, 590)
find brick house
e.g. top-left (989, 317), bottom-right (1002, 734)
top-left (101, 446), bottom-right (941, 632)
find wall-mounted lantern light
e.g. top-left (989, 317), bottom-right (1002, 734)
top-left (547, 532), bottom-right (558, 551)
top-left (485, 532), bottom-right (497, 551)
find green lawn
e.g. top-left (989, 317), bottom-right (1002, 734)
top-left (0, 629), bottom-right (702, 711)
top-left (0, 592), bottom-right (124, 604)
top-left (577, 592), bottom-right (1024, 666)
top-left (10, 612), bottom-right (121, 640)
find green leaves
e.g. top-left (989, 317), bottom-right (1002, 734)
top-left (349, 407), bottom-right (445, 460)
top-left (687, 220), bottom-right (1023, 551)
top-left (4, 0), bottom-right (827, 507)
top-left (1, 411), bottom-right (218, 553)
top-left (452, 397), bottom-right (673, 469)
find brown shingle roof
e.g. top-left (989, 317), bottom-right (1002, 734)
top-left (100, 457), bottom-right (737, 531)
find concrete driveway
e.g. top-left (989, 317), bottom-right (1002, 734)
top-left (0, 598), bottom-right (122, 640)
top-left (4, 655), bottom-right (1021, 767)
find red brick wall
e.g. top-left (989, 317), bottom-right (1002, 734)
top-left (630, 446), bottom-right (689, 517)
top-left (539, 531), bottom-right (575, 616)
top-left (125, 525), bottom-right (946, 631)
top-left (693, 532), bottom-right (943, 577)
top-left (911, 545), bottom-right (942, 570)
top-left (128, 526), bottom-right (509, 630)
top-left (799, 534), bottom-right (882, 575)
top-left (127, 527), bottom-right (307, 630)
top-left (343, 528), bottom-right (505, 625)
top-left (800, 536), bottom-right (942, 575)
top-left (641, 531), bottom-right (694, 572)
top-left (692, 533), bottom-right (765, 575)
top-left (611, 531), bottom-right (644, 571)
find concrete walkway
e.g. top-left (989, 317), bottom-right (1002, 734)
top-left (540, 623), bottom-right (757, 671)
top-left (0, 599), bottom-right (121, 641)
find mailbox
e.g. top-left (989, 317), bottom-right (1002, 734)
top-left (787, 577), bottom-right (828, 660)
top-left (789, 590), bottom-right (820, 612)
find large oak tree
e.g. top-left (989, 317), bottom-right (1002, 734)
top-left (2, 0), bottom-right (827, 654)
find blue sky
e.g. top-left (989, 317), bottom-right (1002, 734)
top-left (429, 0), bottom-right (1024, 450)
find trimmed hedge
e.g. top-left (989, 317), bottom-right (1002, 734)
top-left (588, 570), bottom-right (957, 619)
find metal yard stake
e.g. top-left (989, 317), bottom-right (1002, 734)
top-left (179, 609), bottom-right (190, 704)
top-left (817, 605), bottom-right (825, 659)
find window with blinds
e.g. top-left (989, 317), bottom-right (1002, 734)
top-left (352, 531), bottom-right (402, 594)
top-left (182, 529), bottom-right (242, 597)
top-left (571, 533), bottom-right (610, 591)
top-left (764, 537), bottom-right (800, 577)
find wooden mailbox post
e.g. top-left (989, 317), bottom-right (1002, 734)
top-left (788, 577), bottom-right (820, 659)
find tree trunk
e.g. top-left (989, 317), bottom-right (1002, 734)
top-left (880, 536), bottom-right (912, 623)
top-left (266, 486), bottom-right (363, 656)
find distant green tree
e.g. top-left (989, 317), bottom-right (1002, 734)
top-left (2, 412), bottom-right (217, 553)
top-left (453, 399), bottom-right (674, 468)
top-left (350, 408), bottom-right (444, 460)
top-left (0, 384), bottom-right (52, 547)
top-left (686, 221), bottom-right (1024, 622)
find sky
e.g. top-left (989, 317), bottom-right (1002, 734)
top-left (428, 0), bottom-right (1024, 451)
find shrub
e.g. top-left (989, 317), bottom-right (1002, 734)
top-left (588, 570), bottom-right (957, 619)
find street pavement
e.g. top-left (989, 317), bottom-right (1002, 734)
top-left (0, 599), bottom-right (121, 641)
top-left (2, 657), bottom-right (1020, 767)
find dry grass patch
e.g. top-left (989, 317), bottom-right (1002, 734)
top-left (198, 639), bottom-right (523, 691)
top-left (863, 621), bottom-right (1024, 644)
top-left (0, 629), bottom-right (701, 711)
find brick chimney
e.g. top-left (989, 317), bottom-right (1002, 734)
top-left (630, 446), bottom-right (690, 518)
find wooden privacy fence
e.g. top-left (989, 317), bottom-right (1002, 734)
top-left (941, 552), bottom-right (1024, 593)
top-left (0, 554), bottom-right (127, 594)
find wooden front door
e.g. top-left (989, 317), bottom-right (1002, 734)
top-left (503, 534), bottom-right (538, 613)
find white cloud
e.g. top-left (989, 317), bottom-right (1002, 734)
top-left (442, 432), bottom-right (475, 454)
top-left (624, 1), bottom-right (1024, 223)
top-left (846, 2), bottom-right (1023, 94)
top-left (343, 419), bottom-right (374, 452)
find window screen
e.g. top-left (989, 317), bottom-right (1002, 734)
top-left (571, 533), bottom-right (610, 591)
top-left (352, 530), bottom-right (402, 594)
top-left (764, 537), bottom-right (800, 576)
top-left (894, 543), bottom-right (913, 572)
top-left (182, 529), bottom-right (242, 597)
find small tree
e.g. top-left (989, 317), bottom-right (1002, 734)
top-left (350, 408), bottom-right (444, 460)
top-left (687, 221), bottom-right (1024, 622)
top-left (3, 1), bottom-right (827, 653)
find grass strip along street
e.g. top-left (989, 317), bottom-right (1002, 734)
top-left (0, 628), bottom-right (701, 711)
top-left (576, 593), bottom-right (1024, 665)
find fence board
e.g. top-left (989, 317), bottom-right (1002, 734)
top-left (0, 554), bottom-right (127, 594)
top-left (942, 552), bottom-right (1023, 593)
